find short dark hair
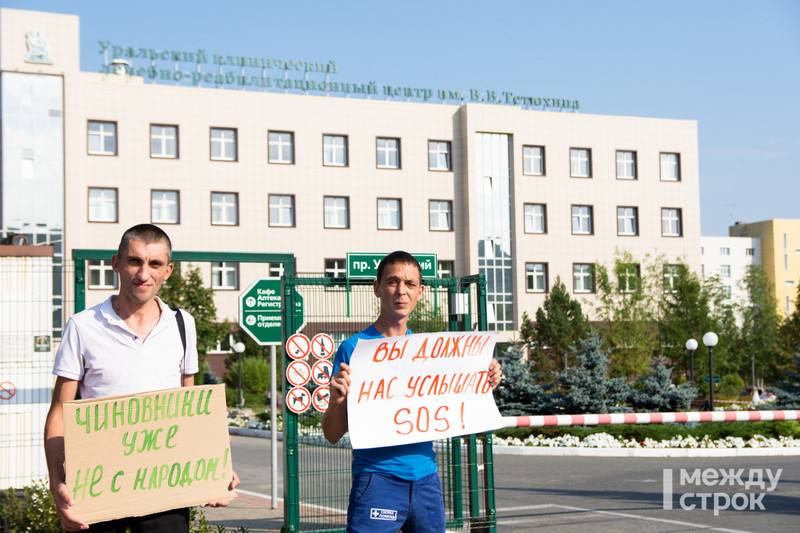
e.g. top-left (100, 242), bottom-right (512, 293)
top-left (117, 224), bottom-right (173, 261)
top-left (376, 251), bottom-right (422, 283)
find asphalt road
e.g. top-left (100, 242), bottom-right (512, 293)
top-left (230, 435), bottom-right (800, 532)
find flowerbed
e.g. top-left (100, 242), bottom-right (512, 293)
top-left (490, 432), bottom-right (800, 449)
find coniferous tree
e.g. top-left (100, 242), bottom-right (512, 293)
top-left (629, 357), bottom-right (697, 412)
top-left (493, 345), bottom-right (555, 415)
top-left (772, 352), bottom-right (800, 409)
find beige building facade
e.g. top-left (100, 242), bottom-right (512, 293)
top-left (1, 8), bottom-right (701, 335)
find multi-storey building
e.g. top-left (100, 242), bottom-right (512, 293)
top-left (0, 8), bottom-right (702, 335)
top-left (700, 236), bottom-right (761, 308)
top-left (730, 220), bottom-right (800, 317)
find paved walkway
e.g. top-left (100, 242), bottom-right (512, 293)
top-left (201, 491), bottom-right (284, 532)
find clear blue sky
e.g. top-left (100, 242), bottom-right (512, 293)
top-left (8, 0), bottom-right (799, 236)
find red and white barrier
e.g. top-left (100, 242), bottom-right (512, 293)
top-left (504, 410), bottom-right (800, 428)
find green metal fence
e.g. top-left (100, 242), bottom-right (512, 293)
top-left (281, 275), bottom-right (497, 532)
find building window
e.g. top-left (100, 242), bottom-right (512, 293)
top-left (325, 258), bottom-right (346, 279)
top-left (211, 128), bottom-right (237, 161)
top-left (324, 196), bottom-right (349, 229)
top-left (525, 263), bottom-right (548, 293)
top-left (88, 121), bottom-right (117, 155)
top-left (524, 204), bottom-right (546, 234)
top-left (211, 192), bottom-right (238, 226)
top-left (723, 285), bottom-right (732, 298)
top-left (618, 264), bottom-right (640, 293)
top-left (267, 262), bottom-right (285, 278)
top-left (428, 141), bottom-right (451, 171)
top-left (664, 264), bottom-right (682, 292)
top-left (660, 152), bottom-right (681, 181)
top-left (616, 150), bottom-right (637, 179)
top-left (523, 146), bottom-right (545, 176)
top-left (720, 247), bottom-right (730, 256)
top-left (323, 135), bottom-right (348, 166)
top-left (661, 208), bottom-right (682, 236)
top-left (429, 200), bottom-right (452, 231)
top-left (438, 260), bottom-right (454, 278)
top-left (571, 205), bottom-right (593, 234)
top-left (377, 198), bottom-right (402, 230)
top-left (573, 263), bottom-right (594, 293)
top-left (88, 187), bottom-right (118, 222)
top-left (212, 262), bottom-right (238, 290)
top-left (88, 260), bottom-right (117, 289)
top-left (151, 190), bottom-right (180, 224)
top-left (269, 194), bottom-right (295, 227)
top-left (377, 138), bottom-right (400, 169)
top-left (745, 248), bottom-right (755, 256)
top-left (150, 125), bottom-right (178, 158)
top-left (268, 131), bottom-right (294, 164)
top-left (617, 206), bottom-right (639, 236)
top-left (720, 264), bottom-right (731, 278)
top-left (570, 148), bottom-right (591, 178)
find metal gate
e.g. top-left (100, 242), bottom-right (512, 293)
top-left (281, 275), bottom-right (497, 532)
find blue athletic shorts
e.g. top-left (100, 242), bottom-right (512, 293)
top-left (347, 472), bottom-right (445, 533)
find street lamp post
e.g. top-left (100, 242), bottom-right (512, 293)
top-left (232, 342), bottom-right (246, 409)
top-left (702, 332), bottom-right (718, 410)
top-left (685, 338), bottom-right (698, 383)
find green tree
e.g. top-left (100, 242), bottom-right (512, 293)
top-left (493, 345), bottom-right (555, 415)
top-left (408, 296), bottom-right (448, 333)
top-left (529, 276), bottom-right (590, 378)
top-left (629, 357), bottom-right (697, 412)
top-left (555, 333), bottom-right (629, 413)
top-left (779, 284), bottom-right (800, 356)
top-left (772, 352), bottom-right (800, 409)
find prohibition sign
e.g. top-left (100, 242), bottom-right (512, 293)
top-left (0, 381), bottom-right (16, 400)
top-left (311, 333), bottom-right (335, 359)
top-left (312, 386), bottom-right (330, 412)
top-left (286, 386), bottom-right (310, 414)
top-left (286, 360), bottom-right (312, 388)
top-left (286, 333), bottom-right (311, 360)
top-left (312, 360), bottom-right (333, 386)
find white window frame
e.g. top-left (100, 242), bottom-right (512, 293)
top-left (720, 247), bottom-right (730, 256)
top-left (377, 198), bottom-right (402, 230)
top-left (661, 208), bottom-right (682, 237)
top-left (268, 131), bottom-right (294, 164)
top-left (267, 262), bottom-right (285, 279)
top-left (323, 135), bottom-right (348, 167)
top-left (88, 260), bottom-right (117, 289)
top-left (660, 152), bottom-right (681, 181)
top-left (269, 194), bottom-right (295, 227)
top-left (616, 150), bottom-right (637, 179)
top-left (428, 141), bottom-right (451, 171)
top-left (664, 264), bottom-right (681, 293)
top-left (619, 264), bottom-right (640, 293)
top-left (211, 128), bottom-right (237, 161)
top-left (573, 263), bottom-right (594, 293)
top-left (525, 263), bottom-right (548, 293)
top-left (617, 206), bottom-right (639, 236)
top-left (571, 205), bottom-right (593, 235)
top-left (150, 124), bottom-right (178, 159)
top-left (523, 145), bottom-right (545, 176)
top-left (524, 203), bottom-right (546, 234)
top-left (720, 264), bottom-right (731, 278)
top-left (377, 138), bottom-right (400, 169)
top-left (437, 260), bottom-right (454, 279)
top-left (570, 148), bottom-right (591, 177)
top-left (211, 192), bottom-right (238, 226)
top-left (325, 258), bottom-right (346, 278)
top-left (212, 261), bottom-right (238, 290)
top-left (324, 196), bottom-right (349, 229)
top-left (151, 190), bottom-right (180, 224)
top-left (88, 187), bottom-right (118, 223)
top-left (88, 121), bottom-right (117, 155)
top-left (429, 200), bottom-right (452, 231)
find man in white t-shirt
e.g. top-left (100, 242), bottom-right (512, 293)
top-left (44, 224), bottom-right (239, 532)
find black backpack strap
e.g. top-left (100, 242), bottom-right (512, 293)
top-left (172, 307), bottom-right (187, 374)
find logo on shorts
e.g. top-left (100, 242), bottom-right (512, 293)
top-left (370, 508), bottom-right (398, 521)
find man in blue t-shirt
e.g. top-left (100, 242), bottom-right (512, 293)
top-left (322, 251), bottom-right (502, 533)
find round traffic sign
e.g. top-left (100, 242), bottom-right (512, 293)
top-left (312, 360), bottom-right (333, 386)
top-left (0, 381), bottom-right (16, 401)
top-left (286, 386), bottom-right (310, 414)
top-left (286, 333), bottom-right (310, 360)
top-left (311, 333), bottom-right (335, 359)
top-left (286, 360), bottom-right (312, 387)
top-left (312, 386), bottom-right (330, 412)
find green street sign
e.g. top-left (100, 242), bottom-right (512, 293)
top-left (346, 252), bottom-right (437, 279)
top-left (239, 278), bottom-right (282, 345)
top-left (702, 375), bottom-right (721, 384)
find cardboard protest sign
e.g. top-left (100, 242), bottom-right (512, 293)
top-left (63, 384), bottom-right (235, 524)
top-left (347, 331), bottom-right (504, 449)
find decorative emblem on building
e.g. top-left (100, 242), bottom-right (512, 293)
top-left (25, 29), bottom-right (53, 64)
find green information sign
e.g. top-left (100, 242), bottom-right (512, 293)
top-left (702, 375), bottom-right (721, 384)
top-left (346, 253), bottom-right (437, 280)
top-left (239, 278), bottom-right (304, 345)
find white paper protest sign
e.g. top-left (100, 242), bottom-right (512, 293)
top-left (346, 331), bottom-right (504, 449)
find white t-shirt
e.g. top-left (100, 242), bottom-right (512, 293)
top-left (53, 296), bottom-right (199, 399)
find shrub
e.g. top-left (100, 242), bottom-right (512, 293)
top-left (224, 356), bottom-right (270, 407)
top-left (718, 374), bottom-right (745, 399)
top-left (0, 479), bottom-right (60, 532)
